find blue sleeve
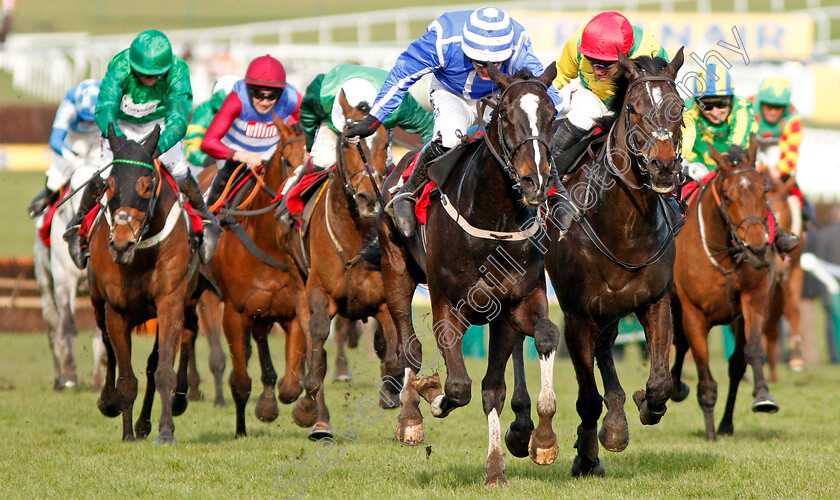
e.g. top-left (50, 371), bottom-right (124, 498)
top-left (279, 83), bottom-right (299, 119)
top-left (49, 99), bottom-right (75, 156)
top-left (511, 32), bottom-right (563, 116)
top-left (369, 30), bottom-right (441, 123)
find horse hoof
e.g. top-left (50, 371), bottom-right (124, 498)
top-left (598, 423), bottom-right (629, 453)
top-left (484, 474), bottom-right (507, 487)
top-left (154, 434), bottom-right (178, 445)
top-left (188, 390), bottom-right (204, 402)
top-left (505, 426), bottom-right (533, 458)
top-left (64, 378), bottom-right (78, 389)
top-left (633, 390), bottom-right (666, 425)
top-left (751, 396), bottom-right (779, 414)
top-left (308, 422), bottom-right (333, 441)
top-left (671, 381), bottom-right (690, 402)
top-left (379, 389), bottom-right (401, 410)
top-left (292, 396), bottom-right (318, 428)
top-left (789, 358), bottom-right (805, 372)
top-left (571, 456), bottom-right (605, 478)
top-left (334, 373), bottom-right (353, 382)
top-left (135, 420), bottom-right (152, 439)
top-left (410, 373), bottom-right (443, 406)
top-left (277, 378), bottom-right (302, 404)
top-left (395, 420), bottom-right (424, 445)
top-left (214, 397), bottom-right (226, 408)
top-left (97, 398), bottom-right (121, 418)
top-left (171, 393), bottom-right (189, 417)
top-left (255, 396), bottom-right (280, 423)
top-left (717, 422), bottom-right (733, 436)
top-left (528, 434), bottom-right (559, 465)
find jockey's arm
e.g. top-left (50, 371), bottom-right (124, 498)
top-left (201, 92), bottom-right (241, 161)
top-left (158, 62), bottom-right (193, 154)
top-left (390, 92), bottom-right (434, 144)
top-left (48, 99), bottom-right (76, 157)
top-left (300, 73), bottom-right (327, 151)
top-left (777, 114), bottom-right (803, 177)
top-left (552, 31), bottom-right (582, 91)
top-left (94, 57), bottom-right (128, 139)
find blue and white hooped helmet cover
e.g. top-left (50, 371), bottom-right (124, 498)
top-left (462, 7), bottom-right (515, 63)
top-left (73, 79), bottom-right (101, 121)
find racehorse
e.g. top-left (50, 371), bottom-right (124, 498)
top-left (670, 138), bottom-right (779, 441)
top-left (763, 171), bottom-right (805, 378)
top-left (88, 124), bottom-right (200, 443)
top-left (377, 64), bottom-right (561, 485)
top-left (543, 50), bottom-right (685, 476)
top-left (208, 117), bottom-right (311, 438)
top-left (289, 91), bottom-right (401, 439)
top-left (33, 162), bottom-right (106, 390)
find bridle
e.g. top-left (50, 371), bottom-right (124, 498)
top-left (104, 156), bottom-right (159, 245)
top-left (477, 78), bottom-right (553, 192)
top-left (336, 129), bottom-right (388, 205)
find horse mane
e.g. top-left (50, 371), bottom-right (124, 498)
top-left (512, 68), bottom-right (536, 80)
top-left (603, 55), bottom-right (671, 121)
top-left (726, 145), bottom-right (748, 164)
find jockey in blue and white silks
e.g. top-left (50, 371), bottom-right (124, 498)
top-left (28, 79), bottom-right (101, 218)
top-left (345, 6), bottom-right (571, 238)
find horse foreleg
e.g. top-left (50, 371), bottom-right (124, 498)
top-left (565, 314), bottom-right (605, 477)
top-left (784, 261), bottom-right (805, 371)
top-left (96, 313), bottom-right (121, 418)
top-left (669, 294), bottom-right (691, 402)
top-left (252, 320), bottom-right (280, 423)
top-left (277, 318), bottom-right (305, 404)
top-left (105, 306), bottom-right (137, 441)
top-left (332, 316), bottom-right (352, 382)
top-left (633, 295), bottom-right (674, 426)
top-left (482, 320), bottom-right (517, 486)
top-left (34, 240), bottom-right (62, 390)
top-left (153, 297), bottom-right (186, 444)
top-left (296, 286), bottom-right (333, 430)
top-left (504, 335), bottom-right (534, 458)
top-left (222, 307), bottom-right (251, 438)
top-left (679, 300), bottom-right (717, 441)
top-left (91, 328), bottom-right (107, 392)
top-left (764, 286), bottom-right (783, 384)
top-left (198, 291), bottom-right (226, 407)
top-left (374, 305), bottom-right (402, 409)
top-left (135, 333), bottom-right (159, 440)
top-left (54, 278), bottom-right (79, 389)
top-left (743, 287), bottom-right (779, 415)
top-left (593, 321), bottom-right (628, 452)
top-left (173, 307), bottom-right (199, 416)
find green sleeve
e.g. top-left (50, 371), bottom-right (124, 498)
top-left (384, 92), bottom-right (434, 143)
top-left (158, 58), bottom-right (193, 153)
top-left (301, 73), bottom-right (326, 152)
top-left (95, 50), bottom-right (129, 138)
top-left (183, 92), bottom-right (224, 166)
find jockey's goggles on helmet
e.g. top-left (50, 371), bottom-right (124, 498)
top-left (696, 96), bottom-right (733, 110)
top-left (468, 58), bottom-right (500, 69)
top-left (585, 56), bottom-right (617, 70)
top-left (134, 70), bottom-right (166, 81)
top-left (248, 86), bottom-right (282, 102)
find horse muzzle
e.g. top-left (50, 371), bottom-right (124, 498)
top-left (519, 172), bottom-right (549, 207)
top-left (108, 237), bottom-right (137, 265)
top-left (647, 157), bottom-right (680, 194)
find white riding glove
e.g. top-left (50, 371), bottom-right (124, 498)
top-left (688, 162), bottom-right (709, 182)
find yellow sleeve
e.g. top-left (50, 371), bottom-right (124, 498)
top-left (681, 112), bottom-right (696, 160)
top-left (777, 115), bottom-right (802, 176)
top-left (553, 29), bottom-right (583, 90)
top-left (729, 98), bottom-right (756, 150)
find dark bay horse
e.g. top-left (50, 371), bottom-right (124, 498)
top-left (290, 91), bottom-right (401, 439)
top-left (208, 117), bottom-right (311, 437)
top-left (670, 138), bottom-right (779, 441)
top-left (544, 50), bottom-right (685, 477)
top-left (377, 64), bottom-right (561, 485)
top-left (89, 124), bottom-right (199, 443)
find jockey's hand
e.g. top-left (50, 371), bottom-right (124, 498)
top-left (62, 150), bottom-right (83, 168)
top-left (344, 115), bottom-right (380, 144)
top-left (233, 150), bottom-right (264, 168)
top-left (687, 162), bottom-right (709, 182)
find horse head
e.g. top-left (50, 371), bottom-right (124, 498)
top-left (104, 122), bottom-right (160, 265)
top-left (616, 47), bottom-right (685, 193)
top-left (337, 89), bottom-right (389, 219)
top-left (708, 136), bottom-right (772, 268)
top-left (270, 113), bottom-right (306, 179)
top-left (486, 62), bottom-right (558, 207)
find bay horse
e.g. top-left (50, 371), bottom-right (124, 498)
top-left (670, 138), bottom-right (779, 441)
top-left (763, 171), bottom-right (805, 378)
top-left (377, 64), bottom-right (561, 486)
top-left (543, 50), bottom-right (685, 476)
top-left (89, 124), bottom-right (200, 443)
top-left (208, 117), bottom-right (311, 438)
top-left (33, 162), bottom-right (106, 390)
top-left (290, 91), bottom-right (401, 439)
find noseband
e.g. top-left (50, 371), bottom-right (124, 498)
top-left (336, 130), bottom-right (387, 203)
top-left (105, 157), bottom-right (159, 245)
top-left (622, 75), bottom-right (683, 177)
top-left (712, 167), bottom-right (771, 267)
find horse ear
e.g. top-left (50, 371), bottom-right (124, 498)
top-left (107, 122), bottom-right (120, 152)
top-left (747, 134), bottom-right (759, 167)
top-left (142, 125), bottom-right (160, 157)
top-left (488, 63), bottom-right (514, 90)
top-left (618, 50), bottom-right (641, 80)
top-left (707, 142), bottom-right (730, 173)
top-left (272, 111), bottom-right (291, 141)
top-left (539, 61), bottom-right (557, 87)
top-left (337, 89), bottom-right (353, 117)
top-left (663, 47), bottom-right (684, 80)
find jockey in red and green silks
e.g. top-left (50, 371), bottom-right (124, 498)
top-left (184, 75), bottom-right (238, 168)
top-left (63, 29), bottom-right (220, 269)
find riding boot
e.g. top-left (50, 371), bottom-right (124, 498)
top-left (391, 140), bottom-right (447, 238)
top-left (275, 163), bottom-right (309, 235)
top-left (774, 227), bottom-right (800, 255)
top-left (180, 175), bottom-right (222, 264)
top-left (28, 186), bottom-right (59, 218)
top-left (548, 162), bottom-right (578, 230)
top-left (801, 195), bottom-right (817, 225)
top-left (63, 176), bottom-right (105, 270)
top-left (550, 118), bottom-right (587, 173)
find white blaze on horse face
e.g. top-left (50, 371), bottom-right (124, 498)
top-left (487, 408), bottom-right (502, 460)
top-left (519, 93), bottom-right (543, 186)
top-left (648, 82), bottom-right (663, 107)
top-left (537, 349), bottom-right (556, 415)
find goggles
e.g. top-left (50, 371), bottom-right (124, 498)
top-left (586, 57), bottom-right (617, 70)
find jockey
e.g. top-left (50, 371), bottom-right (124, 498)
top-left (343, 6), bottom-right (571, 238)
top-left (28, 79), bottom-right (101, 219)
top-left (183, 74), bottom-right (238, 168)
top-left (201, 55), bottom-right (302, 211)
top-left (550, 11), bottom-right (696, 167)
top-left (751, 76), bottom-right (815, 222)
top-left (684, 64), bottom-right (799, 254)
top-left (63, 30), bottom-right (221, 268)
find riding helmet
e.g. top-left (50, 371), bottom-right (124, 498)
top-left (244, 55), bottom-right (287, 89)
top-left (462, 7), bottom-right (515, 63)
top-left (578, 11), bottom-right (634, 61)
top-left (694, 63), bottom-right (735, 97)
top-left (128, 29), bottom-right (173, 76)
top-left (757, 76), bottom-right (792, 107)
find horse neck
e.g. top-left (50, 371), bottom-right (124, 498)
top-left (695, 178), bottom-right (733, 250)
top-left (465, 134), bottom-right (531, 228)
top-left (327, 175), bottom-right (369, 243)
top-left (148, 175), bottom-right (176, 233)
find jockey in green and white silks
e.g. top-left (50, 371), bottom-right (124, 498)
top-left (63, 29), bottom-right (220, 269)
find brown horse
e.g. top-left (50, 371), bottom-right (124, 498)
top-left (377, 64), bottom-right (561, 485)
top-left (89, 124), bottom-right (199, 443)
top-left (543, 51), bottom-right (685, 476)
top-left (670, 138), bottom-right (779, 441)
top-left (208, 117), bottom-right (310, 437)
top-left (289, 91), bottom-right (401, 439)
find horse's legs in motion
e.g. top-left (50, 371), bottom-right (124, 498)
top-left (105, 306), bottom-right (137, 441)
top-left (186, 324), bottom-right (202, 402)
top-left (34, 239), bottom-right (65, 390)
top-left (680, 301), bottom-right (717, 441)
top-left (632, 295), bottom-right (674, 425)
top-left (332, 316), bottom-right (353, 382)
top-left (784, 261), bottom-right (805, 371)
top-left (153, 296), bottom-right (186, 444)
top-left (95, 300), bottom-right (120, 418)
top-left (277, 318), bottom-right (305, 405)
top-left (298, 286), bottom-right (333, 430)
top-left (718, 318), bottom-right (747, 436)
top-left (173, 307), bottom-right (199, 416)
top-left (375, 305), bottom-right (403, 409)
top-left (135, 333), bottom-right (159, 439)
top-left (252, 320), bottom-right (280, 423)
top-left (223, 307), bottom-right (252, 437)
top-left (482, 319), bottom-right (517, 486)
top-left (669, 296), bottom-right (691, 402)
top-left (505, 336), bottom-right (534, 458)
top-left (742, 288), bottom-right (778, 414)
top-left (197, 291), bottom-right (227, 407)
top-left (91, 328), bottom-right (107, 392)
top-left (565, 313), bottom-right (605, 477)
top-left (593, 321), bottom-right (629, 452)
top-left (764, 287), bottom-right (783, 383)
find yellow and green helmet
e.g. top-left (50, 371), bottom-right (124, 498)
top-left (757, 76), bottom-right (792, 107)
top-left (129, 29), bottom-right (173, 76)
top-left (693, 63), bottom-right (735, 98)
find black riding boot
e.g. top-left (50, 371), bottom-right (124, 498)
top-left (28, 186), bottom-right (59, 218)
top-left (550, 118), bottom-right (587, 170)
top-left (391, 140), bottom-right (447, 238)
top-left (205, 161), bottom-right (236, 210)
top-left (180, 175), bottom-right (222, 264)
top-left (549, 163), bottom-right (577, 230)
top-left (769, 209), bottom-right (800, 254)
top-left (63, 176), bottom-right (105, 270)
